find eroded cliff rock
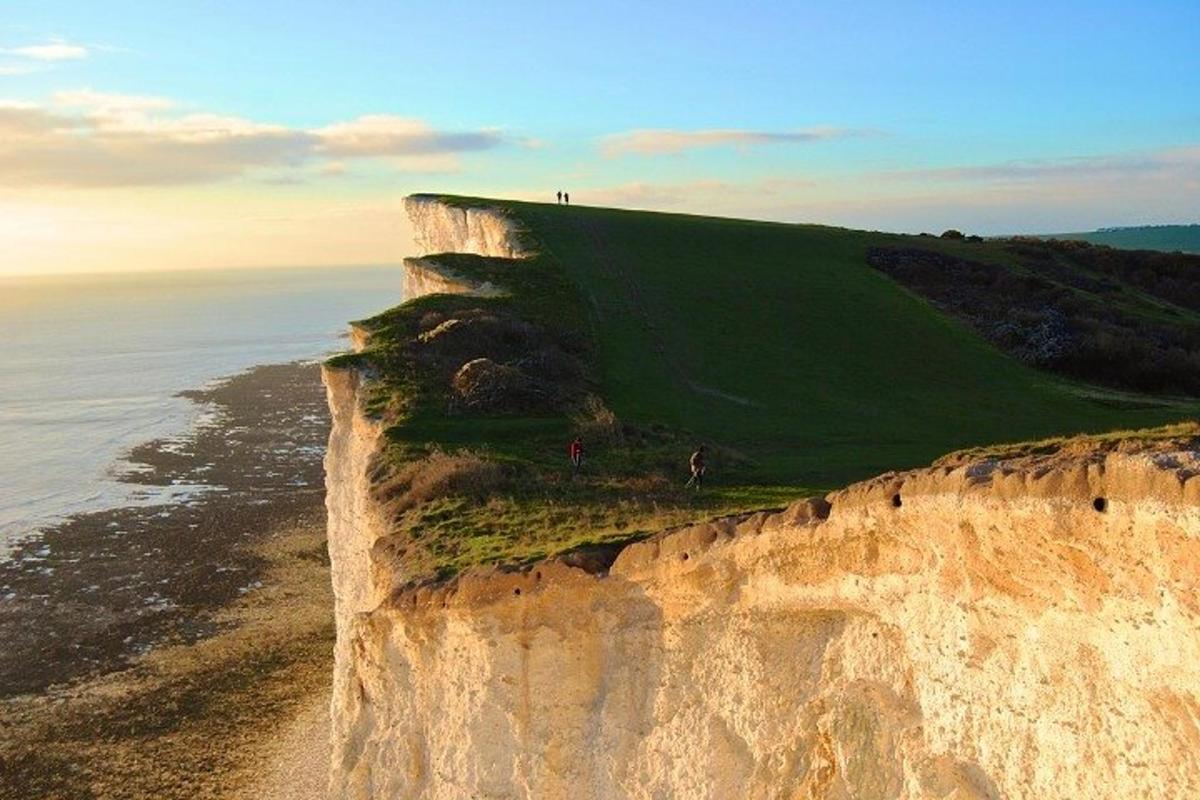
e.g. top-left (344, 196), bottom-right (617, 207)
top-left (329, 440), bottom-right (1200, 799)
top-left (402, 257), bottom-right (505, 301)
top-left (403, 195), bottom-right (531, 260)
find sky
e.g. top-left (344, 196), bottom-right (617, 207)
top-left (1, 0), bottom-right (1198, 276)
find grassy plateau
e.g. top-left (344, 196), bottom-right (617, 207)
top-left (338, 197), bottom-right (1200, 580)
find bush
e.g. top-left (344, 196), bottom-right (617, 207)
top-left (570, 395), bottom-right (624, 447)
top-left (450, 358), bottom-right (544, 412)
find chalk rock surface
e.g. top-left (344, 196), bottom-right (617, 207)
top-left (402, 257), bottom-right (505, 301)
top-left (403, 195), bottom-right (530, 260)
top-left (325, 392), bottom-right (1200, 799)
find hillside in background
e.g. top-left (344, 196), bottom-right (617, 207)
top-left (868, 237), bottom-right (1200, 395)
top-left (1039, 224), bottom-right (1200, 254)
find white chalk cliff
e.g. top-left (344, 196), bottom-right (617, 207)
top-left (322, 196), bottom-right (1200, 799)
top-left (403, 194), bottom-right (532, 261)
top-left (402, 257), bottom-right (505, 301)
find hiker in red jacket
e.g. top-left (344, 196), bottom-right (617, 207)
top-left (569, 437), bottom-right (584, 475)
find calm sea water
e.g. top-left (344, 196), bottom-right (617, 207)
top-left (0, 266), bottom-right (400, 553)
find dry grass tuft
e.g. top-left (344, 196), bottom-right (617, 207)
top-left (374, 449), bottom-right (505, 514)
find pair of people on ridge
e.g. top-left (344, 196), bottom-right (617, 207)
top-left (567, 438), bottom-right (707, 490)
top-left (556, 190), bottom-right (570, 205)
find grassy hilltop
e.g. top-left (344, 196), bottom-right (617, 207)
top-left (338, 197), bottom-right (1200, 579)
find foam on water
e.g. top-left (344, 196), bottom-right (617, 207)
top-left (0, 265), bottom-right (400, 556)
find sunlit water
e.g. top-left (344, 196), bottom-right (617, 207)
top-left (0, 266), bottom-right (400, 554)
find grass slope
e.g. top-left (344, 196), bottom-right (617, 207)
top-left (507, 200), bottom-right (1198, 484)
top-left (342, 197), bottom-right (1198, 579)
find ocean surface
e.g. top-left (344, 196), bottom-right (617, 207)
top-left (0, 266), bottom-right (401, 555)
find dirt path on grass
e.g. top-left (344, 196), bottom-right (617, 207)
top-left (571, 217), bottom-right (758, 408)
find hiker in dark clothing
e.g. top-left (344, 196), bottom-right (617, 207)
top-left (569, 436), bottom-right (584, 475)
top-left (564, 192), bottom-right (570, 205)
top-left (557, 190), bottom-right (562, 204)
top-left (685, 444), bottom-right (706, 490)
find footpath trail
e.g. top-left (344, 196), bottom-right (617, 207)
top-left (572, 216), bottom-right (757, 410)
top-left (249, 691), bottom-right (331, 800)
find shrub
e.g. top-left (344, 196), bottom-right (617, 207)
top-left (571, 395), bottom-right (624, 447)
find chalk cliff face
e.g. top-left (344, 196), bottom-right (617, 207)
top-left (402, 257), bottom-right (505, 301)
top-left (323, 197), bottom-right (1200, 799)
top-left (403, 194), bottom-right (531, 260)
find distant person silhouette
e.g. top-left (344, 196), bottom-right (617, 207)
top-left (685, 444), bottom-right (706, 490)
top-left (564, 192), bottom-right (570, 205)
top-left (556, 190), bottom-right (562, 204)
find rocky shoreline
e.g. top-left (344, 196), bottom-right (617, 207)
top-left (0, 361), bottom-right (335, 799)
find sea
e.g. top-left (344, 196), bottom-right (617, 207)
top-left (0, 265), bottom-right (401, 556)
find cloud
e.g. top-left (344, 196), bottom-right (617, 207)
top-left (53, 89), bottom-right (174, 113)
top-left (8, 40), bottom-right (88, 61)
top-left (0, 63), bottom-right (40, 76)
top-left (0, 95), bottom-right (508, 187)
top-left (581, 177), bottom-right (816, 211)
top-left (886, 147), bottom-right (1200, 185)
top-left (315, 115), bottom-right (502, 157)
top-left (601, 127), bottom-right (865, 157)
top-left (563, 148), bottom-right (1199, 235)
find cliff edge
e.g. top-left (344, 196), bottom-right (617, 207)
top-left (322, 196), bottom-right (1200, 799)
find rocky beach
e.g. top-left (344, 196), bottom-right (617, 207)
top-left (0, 361), bottom-right (335, 799)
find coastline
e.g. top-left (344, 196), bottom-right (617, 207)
top-left (0, 361), bottom-right (335, 799)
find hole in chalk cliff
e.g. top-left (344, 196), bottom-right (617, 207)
top-left (534, 571), bottom-right (542, 581)
top-left (1093, 496), bottom-right (1107, 513)
top-left (681, 552), bottom-right (690, 561)
top-left (891, 493), bottom-right (902, 508)
top-left (513, 588), bottom-right (521, 596)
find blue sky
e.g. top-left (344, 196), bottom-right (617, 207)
top-left (1, 1), bottom-right (1198, 273)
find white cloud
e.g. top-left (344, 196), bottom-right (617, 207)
top-left (0, 97), bottom-right (508, 187)
top-left (601, 127), bottom-right (865, 157)
top-left (315, 114), bottom-right (503, 157)
top-left (53, 89), bottom-right (174, 113)
top-left (569, 147), bottom-right (1200, 234)
top-left (0, 63), bottom-right (40, 76)
top-left (882, 147), bottom-right (1200, 185)
top-left (9, 40), bottom-right (88, 61)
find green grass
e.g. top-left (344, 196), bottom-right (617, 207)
top-left (496, 199), bottom-right (1199, 485)
top-left (339, 196), bottom-right (1200, 579)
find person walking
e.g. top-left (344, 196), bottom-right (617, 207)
top-left (685, 444), bottom-right (706, 490)
top-left (564, 191), bottom-right (570, 205)
top-left (569, 436), bottom-right (584, 476)
top-left (556, 190), bottom-right (562, 204)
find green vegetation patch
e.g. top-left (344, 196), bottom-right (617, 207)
top-left (866, 240), bottom-right (1200, 395)
top-left (331, 196), bottom-right (1200, 582)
